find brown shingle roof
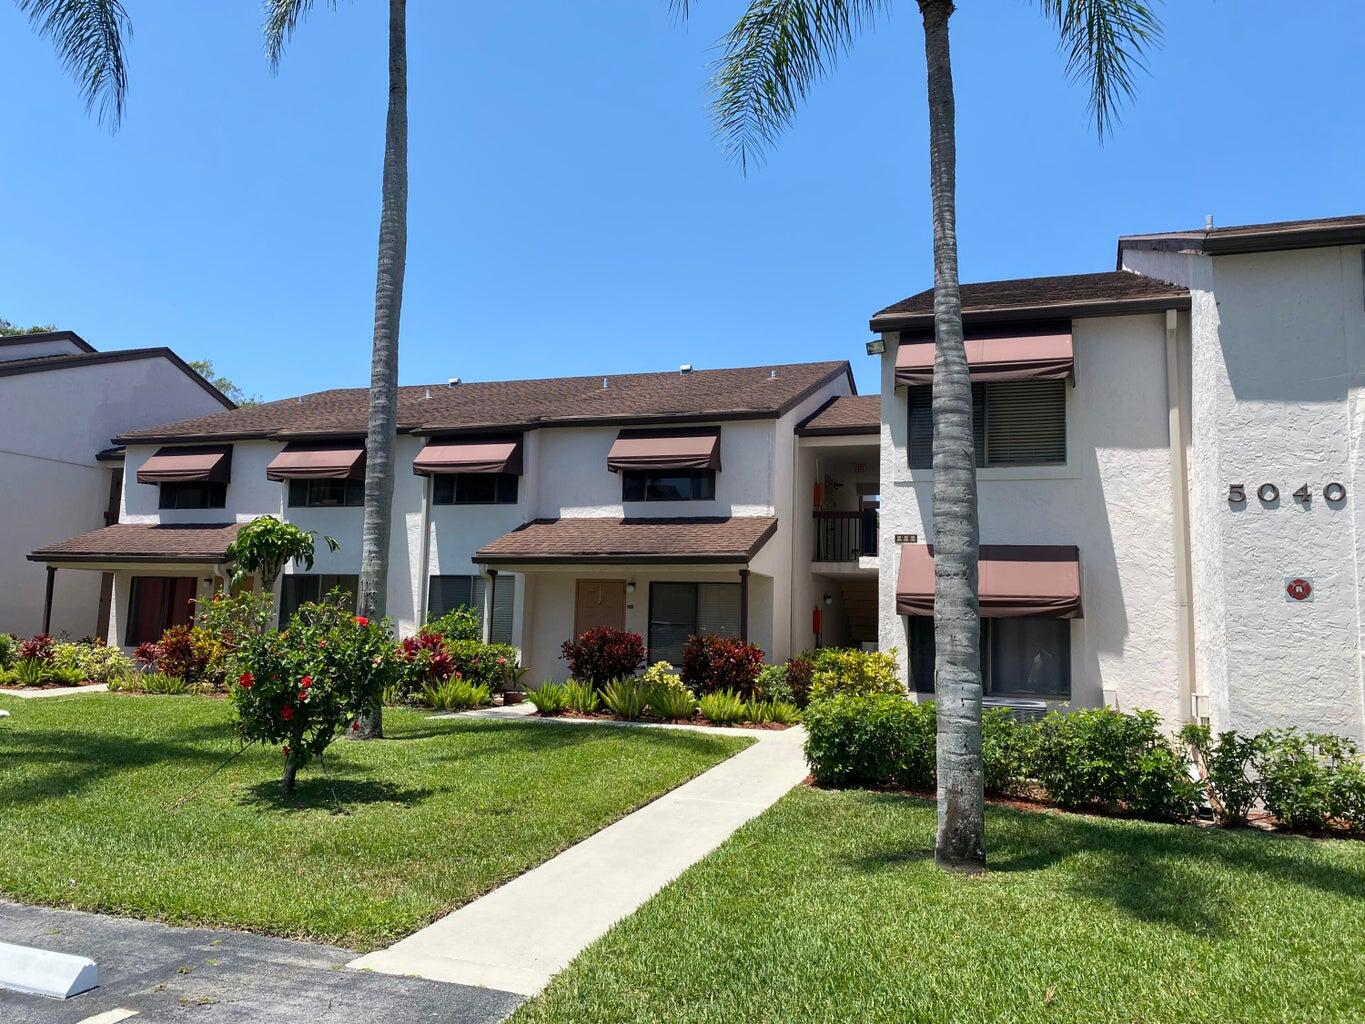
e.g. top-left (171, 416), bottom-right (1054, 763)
top-left (30, 523), bottom-right (241, 564)
top-left (795, 395), bottom-right (879, 436)
top-left (870, 272), bottom-right (1189, 332)
top-left (1118, 214), bottom-right (1365, 262)
top-left (113, 361), bottom-right (853, 444)
top-left (474, 517), bottom-right (778, 564)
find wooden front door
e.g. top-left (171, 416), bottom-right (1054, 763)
top-left (574, 579), bottom-right (626, 637)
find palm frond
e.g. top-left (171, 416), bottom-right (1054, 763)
top-left (707, 0), bottom-right (887, 171)
top-left (1037, 0), bottom-right (1164, 140)
top-left (18, 0), bottom-right (131, 128)
top-left (263, 0), bottom-right (334, 69)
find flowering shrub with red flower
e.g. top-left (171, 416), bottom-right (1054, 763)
top-left (681, 635), bottom-right (765, 699)
top-left (231, 596), bottom-right (399, 793)
top-left (560, 628), bottom-right (644, 688)
top-left (18, 633), bottom-right (55, 663)
top-left (394, 630), bottom-right (458, 699)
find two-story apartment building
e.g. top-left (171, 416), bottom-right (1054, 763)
top-left (0, 332), bottom-right (233, 640)
top-left (30, 360), bottom-right (879, 681)
top-left (873, 214), bottom-right (1365, 740)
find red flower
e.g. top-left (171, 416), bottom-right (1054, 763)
top-left (283, 744), bottom-right (291, 756)
top-left (281, 706), bottom-right (294, 721)
top-left (354, 616), bottom-right (370, 627)
top-left (351, 720), bottom-right (360, 732)
top-left (496, 656), bottom-right (508, 666)
top-left (300, 676), bottom-right (312, 688)
top-left (238, 672), bottom-right (254, 688)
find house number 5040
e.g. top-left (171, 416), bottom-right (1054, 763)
top-left (1228, 483), bottom-right (1347, 504)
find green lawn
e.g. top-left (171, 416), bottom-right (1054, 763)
top-left (0, 693), bottom-right (749, 949)
top-left (514, 787), bottom-right (1365, 1024)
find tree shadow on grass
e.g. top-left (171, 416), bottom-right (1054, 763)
top-left (238, 776), bottom-right (434, 815)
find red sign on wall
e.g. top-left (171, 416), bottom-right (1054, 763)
top-left (1285, 578), bottom-right (1313, 602)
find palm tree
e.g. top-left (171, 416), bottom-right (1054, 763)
top-left (266, 0), bottom-right (408, 740)
top-left (675, 0), bottom-right (1160, 872)
top-left (15, 0), bottom-right (132, 128)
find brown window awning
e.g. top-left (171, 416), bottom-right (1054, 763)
top-left (266, 441), bottom-right (366, 481)
top-left (607, 427), bottom-right (721, 473)
top-left (413, 436), bottom-right (523, 476)
top-left (136, 445), bottom-right (232, 484)
top-left (894, 327), bottom-right (1073, 387)
top-left (896, 543), bottom-right (1082, 618)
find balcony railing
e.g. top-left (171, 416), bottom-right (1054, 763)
top-left (813, 509), bottom-right (878, 562)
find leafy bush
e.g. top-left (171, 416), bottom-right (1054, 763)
top-left (1334, 760), bottom-right (1365, 834)
top-left (784, 656), bottom-right (813, 708)
top-left (195, 589), bottom-right (275, 651)
top-left (681, 636), bottom-right (764, 699)
top-left (138, 625), bottom-right (221, 686)
top-left (807, 648), bottom-right (902, 703)
top-left (564, 679), bottom-right (600, 714)
top-left (1256, 729), bottom-right (1359, 833)
top-left (768, 701), bottom-right (802, 725)
top-left (17, 634), bottom-right (55, 663)
top-left (1032, 708), bottom-right (1198, 822)
top-left (698, 689), bottom-right (747, 726)
top-left (561, 628), bottom-right (644, 687)
top-left (755, 664), bottom-right (793, 704)
top-left (527, 681), bottom-right (569, 714)
top-left (448, 640), bottom-right (520, 690)
top-left (602, 677), bottom-right (650, 720)
top-left (2, 658), bottom-right (82, 688)
top-left (640, 661), bottom-right (682, 689)
top-left (981, 708), bottom-right (1036, 797)
top-left (231, 601), bottom-right (399, 793)
top-left (419, 678), bottom-right (492, 712)
top-left (648, 682), bottom-right (697, 721)
top-left (1181, 724), bottom-right (1264, 825)
top-left (396, 632), bottom-right (457, 697)
top-left (52, 641), bottom-right (134, 685)
top-left (744, 699), bottom-right (773, 724)
top-left (425, 606), bottom-right (483, 643)
top-left (803, 692), bottom-right (936, 789)
top-left (0, 633), bottom-right (17, 670)
top-left (110, 672), bottom-right (189, 695)
top-left (226, 515), bottom-right (336, 589)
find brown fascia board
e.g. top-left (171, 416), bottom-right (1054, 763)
top-left (0, 330), bottom-right (95, 352)
top-left (869, 294), bottom-right (1191, 333)
top-left (28, 551), bottom-right (228, 564)
top-left (1116, 220), bottom-right (1365, 267)
top-left (0, 347), bottom-right (237, 412)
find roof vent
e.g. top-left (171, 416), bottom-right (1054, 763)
top-left (602, 377), bottom-right (609, 390)
top-left (448, 377), bottom-right (461, 387)
top-left (424, 387), bottom-right (432, 400)
top-left (768, 369), bottom-right (778, 380)
top-left (679, 363), bottom-right (693, 375)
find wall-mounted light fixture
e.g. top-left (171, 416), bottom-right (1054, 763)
top-left (865, 338), bottom-right (886, 355)
top-left (626, 580), bottom-right (637, 595)
top-left (822, 593), bottom-right (833, 606)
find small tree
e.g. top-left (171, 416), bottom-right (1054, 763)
top-left (232, 599), bottom-right (397, 794)
top-left (226, 515), bottom-right (338, 591)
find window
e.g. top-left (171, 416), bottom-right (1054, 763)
top-left (427, 574), bottom-right (515, 645)
top-left (126, 576), bottom-right (197, 646)
top-left (647, 582), bottom-right (740, 665)
top-left (909, 617), bottom-right (1070, 699)
top-left (288, 478), bottom-right (364, 508)
top-left (278, 574), bottom-right (359, 626)
top-left (158, 481), bottom-right (227, 509)
top-left (622, 469), bottom-right (716, 502)
top-left (432, 473), bottom-right (519, 505)
top-left (907, 380), bottom-right (1066, 469)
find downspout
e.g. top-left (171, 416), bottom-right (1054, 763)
top-left (415, 473), bottom-right (433, 628)
top-left (1165, 308), bottom-right (1202, 723)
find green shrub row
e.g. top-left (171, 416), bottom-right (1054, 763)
top-left (527, 676), bottom-right (798, 727)
top-left (805, 696), bottom-right (1365, 832)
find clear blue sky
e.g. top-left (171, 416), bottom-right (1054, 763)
top-left (2, 1), bottom-right (1362, 400)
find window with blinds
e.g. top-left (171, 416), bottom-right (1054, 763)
top-left (427, 574), bottom-right (515, 645)
top-left (647, 582), bottom-right (742, 665)
top-left (907, 380), bottom-right (1066, 468)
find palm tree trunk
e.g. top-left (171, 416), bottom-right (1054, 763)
top-left (352, 0), bottom-right (408, 741)
top-left (919, 0), bottom-right (985, 873)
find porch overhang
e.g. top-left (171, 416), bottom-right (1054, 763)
top-left (473, 516), bottom-right (777, 567)
top-left (29, 523), bottom-right (242, 567)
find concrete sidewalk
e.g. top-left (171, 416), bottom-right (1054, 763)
top-left (350, 723), bottom-right (809, 996)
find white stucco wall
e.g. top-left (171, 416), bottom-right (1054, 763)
top-left (1, 356), bottom-right (229, 638)
top-left (876, 313), bottom-right (1186, 723)
top-left (1126, 244), bottom-right (1365, 739)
